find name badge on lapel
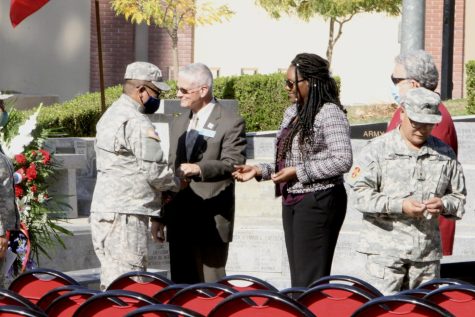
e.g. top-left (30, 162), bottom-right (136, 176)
top-left (199, 128), bottom-right (216, 138)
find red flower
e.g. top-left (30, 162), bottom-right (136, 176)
top-left (26, 163), bottom-right (37, 181)
top-left (39, 149), bottom-right (51, 164)
top-left (15, 154), bottom-right (27, 165)
top-left (30, 185), bottom-right (37, 193)
top-left (15, 185), bottom-right (23, 198)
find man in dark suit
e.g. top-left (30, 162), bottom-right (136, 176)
top-left (153, 63), bottom-right (246, 283)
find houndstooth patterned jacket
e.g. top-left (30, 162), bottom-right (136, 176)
top-left (258, 102), bottom-right (353, 194)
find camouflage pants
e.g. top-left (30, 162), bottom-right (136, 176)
top-left (91, 212), bottom-right (149, 290)
top-left (0, 268), bottom-right (5, 289)
top-left (364, 254), bottom-right (439, 295)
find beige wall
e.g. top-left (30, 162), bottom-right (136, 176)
top-left (194, 0), bottom-right (400, 105)
top-left (0, 0), bottom-right (90, 102)
top-left (464, 0), bottom-right (475, 96)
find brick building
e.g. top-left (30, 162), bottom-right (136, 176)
top-left (89, 0), bottom-right (471, 99)
top-left (89, 0), bottom-right (193, 92)
top-left (0, 0), bottom-right (472, 103)
top-left (425, 0), bottom-right (466, 98)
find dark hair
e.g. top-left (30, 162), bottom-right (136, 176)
top-left (280, 53), bottom-right (344, 160)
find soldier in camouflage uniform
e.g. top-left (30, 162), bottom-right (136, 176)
top-left (90, 62), bottom-right (179, 290)
top-left (0, 148), bottom-right (20, 288)
top-left (0, 96), bottom-right (19, 287)
top-left (347, 88), bottom-right (466, 295)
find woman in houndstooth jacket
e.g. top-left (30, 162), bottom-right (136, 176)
top-left (233, 53), bottom-right (352, 287)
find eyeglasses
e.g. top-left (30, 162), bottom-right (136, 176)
top-left (391, 75), bottom-right (410, 85)
top-left (177, 86), bottom-right (203, 95)
top-left (139, 85), bottom-right (161, 97)
top-left (284, 79), bottom-right (305, 89)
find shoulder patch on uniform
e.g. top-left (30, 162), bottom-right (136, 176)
top-left (146, 128), bottom-right (161, 141)
top-left (351, 166), bottom-right (361, 179)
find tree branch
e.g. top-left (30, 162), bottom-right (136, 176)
top-left (333, 14), bottom-right (354, 46)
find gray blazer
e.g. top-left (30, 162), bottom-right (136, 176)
top-left (166, 101), bottom-right (246, 242)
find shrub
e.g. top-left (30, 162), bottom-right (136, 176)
top-left (233, 73), bottom-right (288, 131)
top-left (8, 73), bottom-right (344, 135)
top-left (38, 85), bottom-right (122, 136)
top-left (466, 60), bottom-right (475, 114)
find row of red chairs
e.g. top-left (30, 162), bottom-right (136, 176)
top-left (2, 268), bottom-right (475, 316)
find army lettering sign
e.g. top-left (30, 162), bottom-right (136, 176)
top-left (350, 122), bottom-right (387, 140)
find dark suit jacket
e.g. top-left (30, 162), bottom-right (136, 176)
top-left (164, 101), bottom-right (246, 244)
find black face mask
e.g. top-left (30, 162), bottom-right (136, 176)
top-left (142, 95), bottom-right (161, 114)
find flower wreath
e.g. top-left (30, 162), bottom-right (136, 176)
top-left (0, 104), bottom-right (72, 280)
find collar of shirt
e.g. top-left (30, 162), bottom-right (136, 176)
top-left (190, 99), bottom-right (216, 131)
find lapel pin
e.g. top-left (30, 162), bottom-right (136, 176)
top-left (207, 123), bottom-right (214, 129)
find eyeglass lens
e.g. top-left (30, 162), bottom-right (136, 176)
top-left (391, 75), bottom-right (408, 85)
top-left (285, 79), bottom-right (304, 89)
top-left (177, 87), bottom-right (201, 94)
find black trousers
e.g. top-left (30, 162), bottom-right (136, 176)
top-left (169, 240), bottom-right (228, 284)
top-left (165, 186), bottom-right (231, 284)
top-left (282, 184), bottom-right (347, 287)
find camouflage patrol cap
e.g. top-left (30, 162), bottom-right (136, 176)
top-left (124, 62), bottom-right (170, 91)
top-left (402, 87), bottom-right (442, 124)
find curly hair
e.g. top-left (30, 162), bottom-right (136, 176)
top-left (279, 53), bottom-right (345, 160)
top-left (395, 50), bottom-right (439, 91)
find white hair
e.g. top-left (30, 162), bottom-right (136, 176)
top-left (178, 63), bottom-right (214, 95)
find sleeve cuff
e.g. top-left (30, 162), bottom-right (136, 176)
top-left (257, 164), bottom-right (272, 180)
top-left (388, 198), bottom-right (404, 214)
top-left (295, 164), bottom-right (310, 184)
top-left (150, 217), bottom-right (161, 223)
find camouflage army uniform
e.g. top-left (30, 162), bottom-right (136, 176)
top-left (347, 128), bottom-right (466, 295)
top-left (91, 94), bottom-right (178, 289)
top-left (0, 151), bottom-right (19, 287)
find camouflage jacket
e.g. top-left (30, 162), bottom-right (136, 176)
top-left (347, 128), bottom-right (466, 261)
top-left (0, 152), bottom-right (19, 236)
top-left (91, 94), bottom-right (179, 216)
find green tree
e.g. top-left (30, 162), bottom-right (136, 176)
top-left (255, 0), bottom-right (401, 66)
top-left (111, 0), bottom-right (234, 78)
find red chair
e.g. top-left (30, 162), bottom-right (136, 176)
top-left (152, 284), bottom-right (189, 304)
top-left (0, 305), bottom-right (47, 317)
top-left (298, 283), bottom-right (375, 317)
top-left (124, 304), bottom-right (205, 317)
top-left (423, 284), bottom-right (475, 317)
top-left (0, 288), bottom-right (42, 312)
top-left (106, 271), bottom-right (173, 297)
top-left (36, 285), bottom-right (84, 311)
top-left (44, 289), bottom-right (99, 317)
top-left (280, 287), bottom-right (308, 300)
top-left (416, 278), bottom-right (468, 291)
top-left (8, 268), bottom-right (79, 304)
top-left (351, 295), bottom-right (454, 317)
top-left (398, 288), bottom-right (430, 299)
top-left (208, 290), bottom-right (315, 317)
top-left (217, 275), bottom-right (278, 305)
top-left (217, 275), bottom-right (278, 292)
top-left (168, 283), bottom-right (237, 316)
top-left (310, 274), bottom-right (383, 298)
top-left (72, 290), bottom-right (158, 317)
